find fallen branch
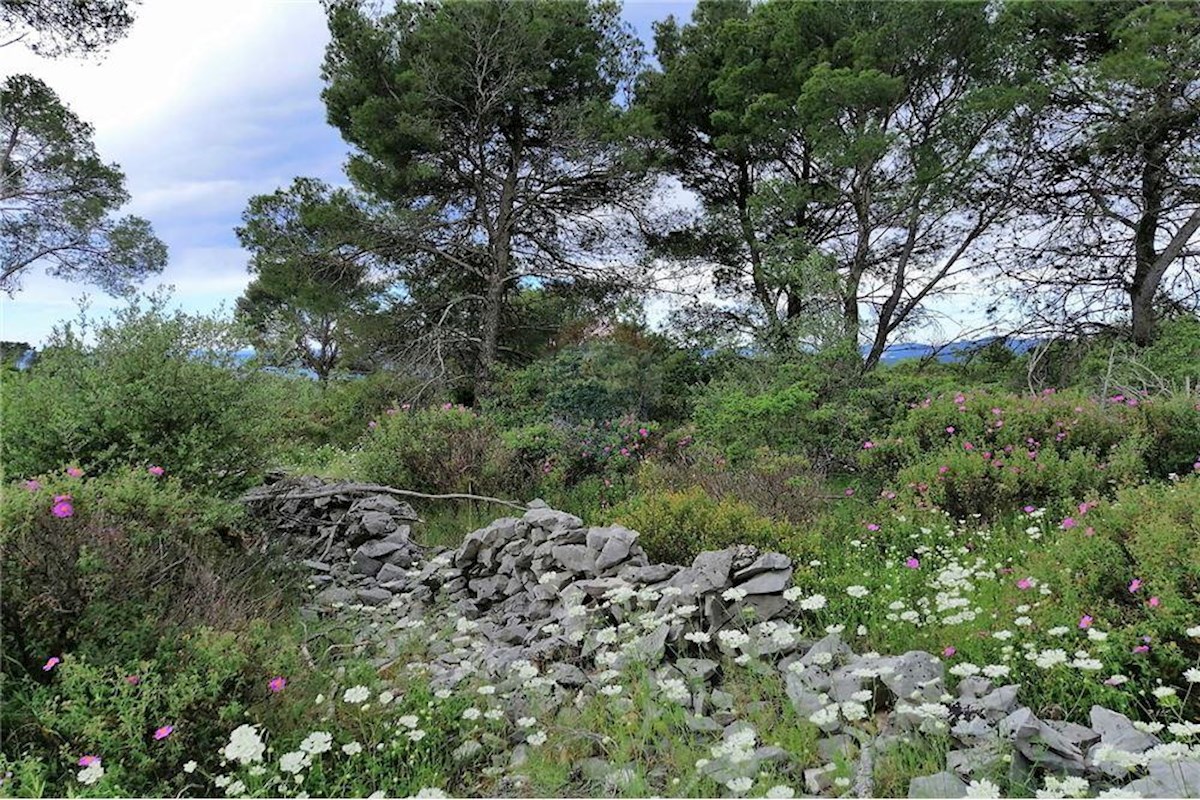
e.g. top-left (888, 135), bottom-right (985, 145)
top-left (241, 482), bottom-right (528, 512)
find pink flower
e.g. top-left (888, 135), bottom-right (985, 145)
top-left (1061, 517), bottom-right (1077, 530)
top-left (1079, 615), bottom-right (1093, 629)
top-left (905, 558), bottom-right (920, 569)
top-left (368, 420), bottom-right (377, 429)
top-left (1016, 577), bottom-right (1033, 590)
top-left (401, 403), bottom-right (411, 411)
top-left (945, 426), bottom-right (955, 434)
top-left (442, 402), bottom-right (453, 410)
top-left (1133, 645), bottom-right (1150, 654)
top-left (1085, 526), bottom-right (1096, 537)
top-left (147, 465), bottom-right (165, 477)
top-left (43, 656), bottom-right (60, 671)
top-left (862, 441), bottom-right (875, 450)
top-left (1128, 579), bottom-right (1142, 593)
top-left (51, 498), bottom-right (74, 518)
top-left (1023, 505), bottom-right (1036, 513)
top-left (23, 479), bottom-right (41, 492)
top-left (962, 441), bottom-right (974, 451)
top-left (844, 488), bottom-right (855, 497)
top-left (638, 427), bottom-right (648, 437)
top-left (938, 465), bottom-right (949, 475)
top-left (1148, 596), bottom-right (1160, 608)
top-left (66, 467), bottom-right (83, 478)
top-left (77, 755), bottom-right (100, 767)
top-left (866, 523), bottom-right (880, 532)
top-left (1104, 676), bottom-right (1125, 685)
top-left (268, 676), bottom-right (287, 693)
top-left (942, 646), bottom-right (956, 658)
top-left (126, 675), bottom-right (140, 686)
top-left (153, 725), bottom-right (173, 740)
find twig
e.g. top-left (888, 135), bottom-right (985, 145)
top-left (241, 482), bottom-right (528, 512)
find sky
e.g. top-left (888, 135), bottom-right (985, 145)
top-left (1, 0), bottom-right (991, 348)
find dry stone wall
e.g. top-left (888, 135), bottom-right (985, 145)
top-left (244, 478), bottom-right (1200, 798)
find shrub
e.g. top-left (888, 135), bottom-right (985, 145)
top-left (354, 404), bottom-right (518, 496)
top-left (611, 487), bottom-right (795, 565)
top-left (0, 298), bottom-right (268, 493)
top-left (0, 468), bottom-right (281, 670)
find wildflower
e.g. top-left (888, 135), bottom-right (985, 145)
top-left (1152, 686), bottom-right (1177, 700)
top-left (51, 496), bottom-right (74, 518)
top-left (342, 685), bottom-right (370, 704)
top-left (42, 656), bottom-right (60, 671)
top-left (1016, 577), bottom-right (1033, 590)
top-left (1079, 615), bottom-right (1093, 629)
top-left (148, 465), bottom-right (165, 477)
top-left (1128, 579), bottom-right (1142, 593)
top-left (526, 730), bottom-right (547, 747)
top-left (905, 558), bottom-right (920, 569)
top-left (462, 707), bottom-right (481, 721)
top-left (942, 646), bottom-right (957, 658)
top-left (846, 585), bottom-right (870, 598)
top-left (183, 760), bottom-right (197, 773)
top-left (397, 715), bottom-right (420, 729)
top-left (416, 790), bottom-right (448, 799)
top-left (799, 594), bottom-right (828, 610)
top-left (66, 467), bottom-right (83, 478)
top-left (722, 587), bottom-right (748, 602)
top-left (222, 725), bottom-right (265, 765)
top-left (78, 755), bottom-right (100, 767)
top-left (407, 730), bottom-right (426, 743)
top-left (1104, 675), bottom-right (1128, 686)
top-left (1061, 517), bottom-right (1077, 530)
top-left (268, 676), bottom-right (287, 693)
top-left (766, 786), bottom-right (795, 799)
top-left (1149, 596), bottom-right (1161, 608)
top-left (77, 760), bottom-right (104, 785)
top-left (599, 684), bottom-right (623, 697)
top-left (23, 479), bottom-right (41, 491)
top-left (154, 725), bottom-right (174, 740)
top-left (726, 777), bottom-right (753, 794)
top-left (1185, 668), bottom-right (1200, 683)
top-left (279, 751), bottom-right (310, 774)
top-left (862, 441), bottom-right (875, 450)
top-left (300, 731), bottom-right (333, 754)
top-left (964, 777), bottom-right (1001, 798)
top-left (126, 674), bottom-right (140, 685)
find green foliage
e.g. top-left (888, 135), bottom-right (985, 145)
top-left (1, 74), bottom-right (166, 295)
top-left (611, 486), bottom-right (794, 565)
top-left (354, 404), bottom-right (518, 496)
top-left (0, 298), bottom-right (269, 492)
top-left (0, 467), bottom-right (274, 669)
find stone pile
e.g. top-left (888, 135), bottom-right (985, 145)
top-left (246, 480), bottom-right (1199, 798)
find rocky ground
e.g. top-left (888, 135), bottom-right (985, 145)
top-left (242, 478), bottom-right (1200, 798)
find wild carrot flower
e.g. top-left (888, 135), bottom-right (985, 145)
top-left (154, 725), bottom-right (174, 740)
top-left (268, 676), bottom-right (287, 693)
top-left (43, 656), bottom-right (60, 671)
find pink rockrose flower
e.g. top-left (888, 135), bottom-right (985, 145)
top-left (51, 497), bottom-right (74, 518)
top-left (43, 656), bottom-right (60, 671)
top-left (1061, 517), bottom-right (1077, 530)
top-left (844, 488), bottom-right (855, 497)
top-left (268, 676), bottom-right (287, 693)
top-left (942, 646), bottom-right (956, 658)
top-left (153, 725), bottom-right (173, 740)
top-left (1148, 596), bottom-right (1160, 608)
top-left (1079, 615), bottom-right (1093, 629)
top-left (78, 756), bottom-right (100, 767)
top-left (126, 675), bottom-right (140, 686)
top-left (905, 558), bottom-right (920, 569)
top-left (1128, 579), bottom-right (1142, 593)
top-left (862, 441), bottom-right (875, 450)
top-left (1017, 577), bottom-right (1033, 590)
top-left (66, 467), bottom-right (83, 478)
top-left (148, 465), bottom-right (165, 477)
top-left (24, 479), bottom-right (41, 492)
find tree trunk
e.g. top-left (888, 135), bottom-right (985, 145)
top-left (475, 267), bottom-right (506, 399)
top-left (1131, 136), bottom-right (1165, 347)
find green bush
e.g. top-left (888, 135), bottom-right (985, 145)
top-left (0, 299), bottom-right (268, 493)
top-left (611, 486), bottom-right (795, 565)
top-left (354, 404), bottom-right (518, 496)
top-left (863, 389), bottom-right (1200, 516)
top-left (0, 468), bottom-right (279, 670)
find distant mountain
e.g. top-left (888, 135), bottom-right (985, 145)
top-left (870, 337), bottom-right (1041, 364)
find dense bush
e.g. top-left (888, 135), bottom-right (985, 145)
top-left (0, 468), bottom-right (278, 669)
top-left (611, 486), bottom-right (796, 565)
top-left (354, 404), bottom-right (519, 496)
top-left (0, 300), bottom-right (268, 493)
top-left (863, 389), bottom-right (1200, 516)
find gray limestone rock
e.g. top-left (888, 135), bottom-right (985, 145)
top-left (356, 587), bottom-right (392, 606)
top-left (908, 771), bottom-right (967, 798)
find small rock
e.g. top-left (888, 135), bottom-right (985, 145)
top-left (908, 771), bottom-right (967, 798)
